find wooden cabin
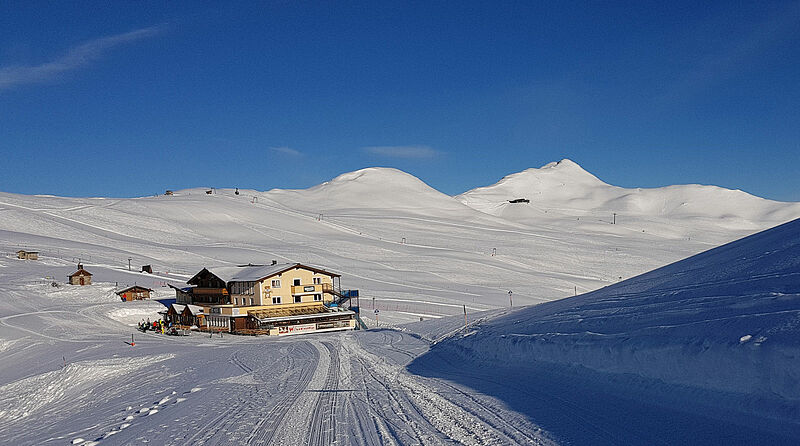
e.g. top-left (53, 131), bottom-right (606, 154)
top-left (68, 268), bottom-right (92, 286)
top-left (181, 304), bottom-right (205, 327)
top-left (117, 285), bottom-right (152, 301)
top-left (165, 304), bottom-right (186, 326)
top-left (17, 250), bottom-right (39, 260)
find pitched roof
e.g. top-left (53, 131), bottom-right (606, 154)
top-left (184, 304), bottom-right (204, 315)
top-left (190, 263), bottom-right (340, 285)
top-left (115, 285), bottom-right (153, 295)
top-left (70, 268), bottom-right (92, 277)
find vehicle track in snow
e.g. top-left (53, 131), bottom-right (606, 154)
top-left (347, 331), bottom-right (556, 445)
top-left (306, 339), bottom-right (344, 445)
top-left (242, 341), bottom-right (318, 446)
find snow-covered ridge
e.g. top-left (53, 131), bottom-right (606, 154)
top-left (0, 161), bottom-right (798, 318)
top-left (456, 159), bottom-right (800, 227)
top-left (437, 217), bottom-right (800, 407)
top-left (268, 167), bottom-right (471, 213)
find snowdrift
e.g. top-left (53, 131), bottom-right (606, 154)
top-left (430, 218), bottom-right (800, 418)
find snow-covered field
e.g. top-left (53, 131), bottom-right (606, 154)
top-left (1, 160), bottom-right (798, 445)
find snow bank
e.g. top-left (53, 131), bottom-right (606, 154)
top-left (106, 302), bottom-right (166, 327)
top-left (432, 218), bottom-right (800, 418)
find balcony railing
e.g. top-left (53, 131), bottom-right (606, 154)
top-left (291, 284), bottom-right (323, 295)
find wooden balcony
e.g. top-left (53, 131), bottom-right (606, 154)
top-left (291, 284), bottom-right (323, 295)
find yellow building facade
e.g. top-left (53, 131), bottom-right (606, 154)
top-left (189, 263), bottom-right (341, 308)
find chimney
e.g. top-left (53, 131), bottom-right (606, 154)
top-left (77, 263), bottom-right (83, 270)
top-left (271, 260), bottom-right (277, 265)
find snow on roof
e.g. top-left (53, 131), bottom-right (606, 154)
top-left (170, 304), bottom-right (186, 313)
top-left (184, 304), bottom-right (204, 315)
top-left (116, 285), bottom-right (153, 295)
top-left (201, 263), bottom-right (339, 284)
top-left (69, 268), bottom-right (92, 276)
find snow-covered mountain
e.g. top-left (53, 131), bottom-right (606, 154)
top-left (457, 159), bottom-right (800, 231)
top-left (1, 163), bottom-right (799, 445)
top-left (0, 162), bottom-right (798, 323)
top-left (267, 167), bottom-right (474, 214)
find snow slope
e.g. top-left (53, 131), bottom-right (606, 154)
top-left (1, 163), bottom-right (799, 445)
top-left (457, 159), bottom-right (800, 233)
top-left (1, 162), bottom-right (798, 326)
top-left (410, 217), bottom-right (800, 444)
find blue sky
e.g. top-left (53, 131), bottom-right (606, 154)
top-left (1, 1), bottom-right (799, 201)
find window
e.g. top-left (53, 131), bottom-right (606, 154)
top-left (293, 278), bottom-right (301, 286)
top-left (313, 294), bottom-right (322, 301)
top-left (249, 297), bottom-right (254, 306)
top-left (294, 295), bottom-right (302, 303)
top-left (271, 279), bottom-right (281, 288)
top-left (272, 296), bottom-right (281, 304)
top-left (313, 277), bottom-right (321, 284)
top-left (233, 281), bottom-right (254, 295)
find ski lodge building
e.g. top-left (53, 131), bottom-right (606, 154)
top-left (117, 285), bottom-right (152, 301)
top-left (166, 262), bottom-right (357, 335)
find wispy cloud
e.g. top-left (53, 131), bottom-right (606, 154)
top-left (270, 146), bottom-right (303, 157)
top-left (0, 25), bottom-right (165, 90)
top-left (362, 145), bottom-right (442, 159)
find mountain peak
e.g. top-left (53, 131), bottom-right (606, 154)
top-left (486, 159), bottom-right (605, 193)
top-left (274, 167), bottom-right (471, 212)
top-left (542, 158), bottom-right (579, 169)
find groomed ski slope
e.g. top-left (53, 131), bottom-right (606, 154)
top-left (0, 161), bottom-right (799, 445)
top-left (410, 217), bottom-right (800, 444)
top-left (1, 160), bottom-right (798, 326)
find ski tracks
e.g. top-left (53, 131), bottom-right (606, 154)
top-left (342, 334), bottom-right (553, 445)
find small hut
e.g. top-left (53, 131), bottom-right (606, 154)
top-left (17, 250), bottom-right (39, 260)
top-left (166, 303), bottom-right (186, 326)
top-left (117, 285), bottom-right (153, 301)
top-left (68, 266), bottom-right (92, 286)
top-left (141, 265), bottom-right (153, 274)
top-left (182, 304), bottom-right (205, 327)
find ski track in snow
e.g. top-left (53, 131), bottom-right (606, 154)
top-left (1, 164), bottom-right (799, 445)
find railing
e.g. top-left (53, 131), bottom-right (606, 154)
top-left (291, 284), bottom-right (323, 294)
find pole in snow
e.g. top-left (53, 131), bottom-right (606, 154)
top-left (508, 290), bottom-right (513, 307)
top-left (613, 213), bottom-right (616, 225)
top-left (374, 309), bottom-right (379, 327)
top-left (128, 257), bottom-right (132, 271)
top-left (463, 304), bottom-right (467, 329)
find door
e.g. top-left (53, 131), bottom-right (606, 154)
top-left (80, 277), bottom-right (84, 285)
